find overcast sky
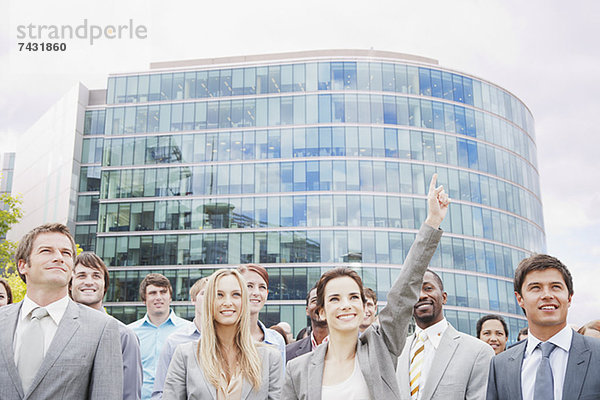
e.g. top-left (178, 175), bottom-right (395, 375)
top-left (2, 0), bottom-right (599, 327)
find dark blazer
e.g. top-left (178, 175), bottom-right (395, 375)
top-left (286, 336), bottom-right (311, 363)
top-left (283, 223), bottom-right (443, 400)
top-left (486, 331), bottom-right (600, 400)
top-left (0, 299), bottom-right (123, 400)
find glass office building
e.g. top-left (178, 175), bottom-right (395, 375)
top-left (76, 50), bottom-right (543, 338)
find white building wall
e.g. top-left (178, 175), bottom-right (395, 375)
top-left (7, 83), bottom-right (88, 241)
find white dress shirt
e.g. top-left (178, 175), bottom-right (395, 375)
top-left (13, 295), bottom-right (70, 366)
top-left (521, 325), bottom-right (572, 400)
top-left (411, 318), bottom-right (448, 399)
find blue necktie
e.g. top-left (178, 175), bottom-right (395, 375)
top-left (534, 341), bottom-right (557, 400)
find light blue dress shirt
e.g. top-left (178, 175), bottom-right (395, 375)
top-left (128, 310), bottom-right (193, 400)
top-left (259, 320), bottom-right (286, 367)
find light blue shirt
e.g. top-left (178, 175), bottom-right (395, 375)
top-left (128, 310), bottom-right (193, 400)
top-left (259, 320), bottom-right (286, 367)
top-left (151, 321), bottom-right (201, 400)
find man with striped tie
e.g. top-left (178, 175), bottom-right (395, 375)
top-left (395, 270), bottom-right (494, 400)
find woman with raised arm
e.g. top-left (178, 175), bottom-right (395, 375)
top-left (283, 174), bottom-right (449, 400)
top-left (163, 269), bottom-right (282, 400)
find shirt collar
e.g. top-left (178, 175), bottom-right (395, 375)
top-left (141, 309), bottom-right (176, 327)
top-left (415, 318), bottom-right (448, 349)
top-left (310, 331), bottom-right (329, 350)
top-left (21, 294), bottom-right (70, 326)
top-left (525, 325), bottom-right (573, 356)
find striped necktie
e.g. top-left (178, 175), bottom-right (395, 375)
top-left (410, 331), bottom-right (427, 400)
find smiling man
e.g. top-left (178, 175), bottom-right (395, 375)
top-left (70, 251), bottom-right (143, 400)
top-left (396, 270), bottom-right (494, 400)
top-left (359, 286), bottom-right (378, 333)
top-left (0, 223), bottom-right (122, 399)
top-left (487, 254), bottom-right (600, 400)
top-left (128, 273), bottom-right (192, 400)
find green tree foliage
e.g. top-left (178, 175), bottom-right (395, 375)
top-left (1, 193), bottom-right (24, 274)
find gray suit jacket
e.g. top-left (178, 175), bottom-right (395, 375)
top-left (486, 331), bottom-right (600, 400)
top-left (286, 336), bottom-right (311, 363)
top-left (283, 223), bottom-right (443, 400)
top-left (116, 318), bottom-right (143, 400)
top-left (0, 299), bottom-right (123, 400)
top-left (396, 323), bottom-right (494, 400)
top-left (163, 341), bottom-right (283, 399)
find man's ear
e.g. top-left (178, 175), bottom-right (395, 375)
top-left (17, 259), bottom-right (27, 275)
top-left (442, 291), bottom-right (448, 305)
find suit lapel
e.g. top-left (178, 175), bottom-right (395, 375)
top-left (562, 332), bottom-right (590, 399)
top-left (420, 327), bottom-right (459, 400)
top-left (308, 343), bottom-right (327, 399)
top-left (0, 303), bottom-right (25, 398)
top-left (25, 300), bottom-right (81, 397)
top-left (241, 378), bottom-right (252, 399)
top-left (506, 342), bottom-right (526, 400)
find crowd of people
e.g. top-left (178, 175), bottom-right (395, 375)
top-left (0, 174), bottom-right (599, 400)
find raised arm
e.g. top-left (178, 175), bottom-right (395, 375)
top-left (378, 173), bottom-right (449, 356)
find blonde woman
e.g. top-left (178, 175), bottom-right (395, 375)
top-left (163, 269), bottom-right (282, 399)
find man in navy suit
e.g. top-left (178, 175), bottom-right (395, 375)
top-left (487, 254), bottom-right (600, 399)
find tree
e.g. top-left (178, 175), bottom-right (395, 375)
top-left (1, 193), bottom-right (24, 297)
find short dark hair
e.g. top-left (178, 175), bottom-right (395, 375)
top-left (316, 267), bottom-right (366, 315)
top-left (139, 273), bottom-right (172, 302)
top-left (363, 287), bottom-right (377, 304)
top-left (0, 277), bottom-right (13, 304)
top-left (514, 254), bottom-right (573, 296)
top-left (517, 326), bottom-right (529, 340)
top-left (425, 269), bottom-right (444, 291)
top-left (15, 223), bottom-right (77, 283)
top-left (305, 284), bottom-right (317, 306)
top-left (476, 314), bottom-right (509, 339)
top-left (73, 252), bottom-right (109, 295)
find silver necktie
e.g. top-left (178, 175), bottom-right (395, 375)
top-left (17, 307), bottom-right (49, 392)
top-left (533, 341), bottom-right (557, 400)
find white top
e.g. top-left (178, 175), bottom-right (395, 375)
top-left (13, 295), bottom-right (70, 365)
top-left (411, 318), bottom-right (448, 399)
top-left (321, 357), bottom-right (371, 400)
top-left (521, 325), bottom-right (572, 400)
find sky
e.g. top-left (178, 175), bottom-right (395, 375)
top-left (1, 0), bottom-right (599, 327)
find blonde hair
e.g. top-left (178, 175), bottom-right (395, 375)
top-left (198, 269), bottom-right (262, 390)
top-left (190, 277), bottom-right (209, 301)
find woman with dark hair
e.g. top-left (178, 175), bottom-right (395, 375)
top-left (0, 277), bottom-right (13, 307)
top-left (476, 314), bottom-right (509, 355)
top-left (283, 174), bottom-right (449, 400)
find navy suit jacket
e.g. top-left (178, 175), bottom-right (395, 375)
top-left (486, 331), bottom-right (600, 399)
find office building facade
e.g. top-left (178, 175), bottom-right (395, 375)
top-left (69, 50), bottom-right (543, 337)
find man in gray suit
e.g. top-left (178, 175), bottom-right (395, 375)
top-left (70, 251), bottom-right (142, 400)
top-left (0, 223), bottom-right (123, 400)
top-left (487, 254), bottom-right (600, 400)
top-left (396, 270), bottom-right (494, 400)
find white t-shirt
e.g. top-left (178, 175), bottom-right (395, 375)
top-left (321, 358), bottom-right (371, 400)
